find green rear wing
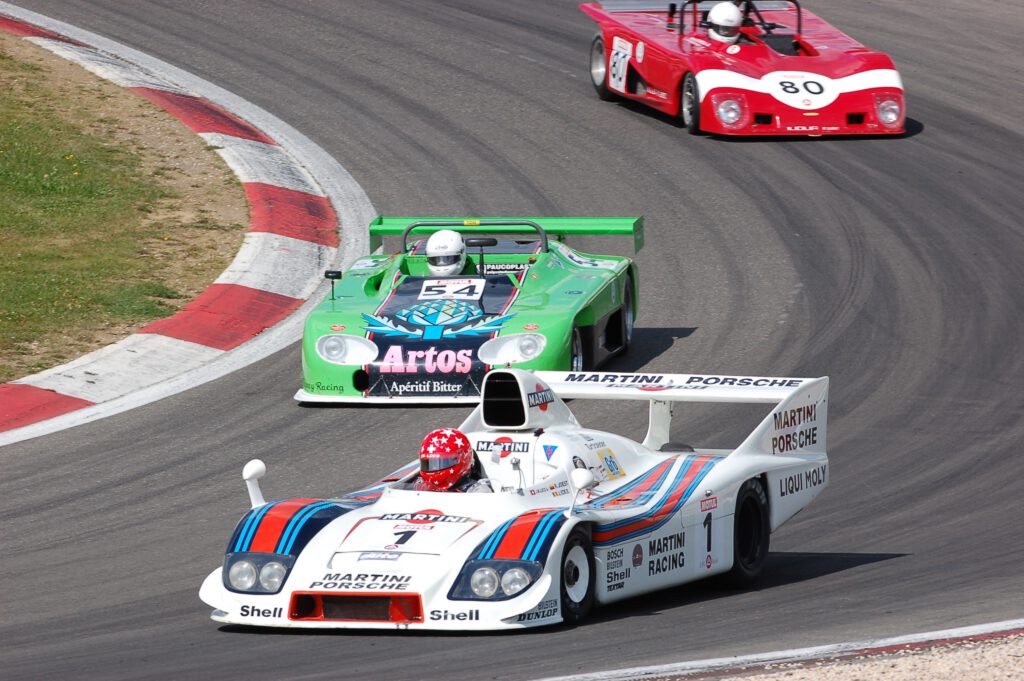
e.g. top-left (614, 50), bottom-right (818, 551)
top-left (368, 216), bottom-right (644, 254)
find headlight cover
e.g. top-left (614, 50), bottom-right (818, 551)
top-left (315, 334), bottom-right (379, 365)
top-left (449, 560), bottom-right (543, 601)
top-left (874, 94), bottom-right (903, 127)
top-left (478, 333), bottom-right (547, 366)
top-left (223, 553), bottom-right (296, 594)
top-left (711, 93), bottom-right (750, 129)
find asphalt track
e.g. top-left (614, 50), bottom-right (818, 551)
top-left (2, 2), bottom-right (1022, 680)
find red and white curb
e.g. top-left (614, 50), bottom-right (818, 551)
top-left (0, 5), bottom-right (376, 445)
top-left (530, 619), bottom-right (1024, 681)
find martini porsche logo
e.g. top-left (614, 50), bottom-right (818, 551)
top-left (362, 300), bottom-right (512, 341)
top-left (528, 384), bottom-right (554, 411)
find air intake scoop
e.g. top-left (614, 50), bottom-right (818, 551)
top-left (480, 369), bottom-right (573, 430)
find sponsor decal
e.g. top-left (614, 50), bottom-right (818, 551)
top-left (726, 44), bottom-right (740, 55)
top-left (705, 554), bottom-right (713, 569)
top-left (309, 573), bottom-right (413, 590)
top-left (565, 372), bottom-right (664, 384)
top-left (378, 345), bottom-right (473, 374)
top-left (429, 609), bottom-right (480, 621)
top-left (700, 496), bottom-right (718, 512)
top-left (648, 532), bottom-right (685, 575)
top-left (516, 599), bottom-right (559, 622)
top-left (380, 510), bottom-right (472, 524)
top-left (557, 243), bottom-right (617, 269)
top-left (351, 257), bottom-right (383, 269)
top-left (330, 324), bottom-right (346, 331)
top-left (687, 36), bottom-right (711, 48)
top-left (480, 262), bottom-right (526, 274)
top-left (303, 380), bottom-right (345, 393)
top-left (572, 456), bottom-right (587, 470)
top-left (476, 437), bottom-right (529, 457)
top-left (606, 565), bottom-right (630, 592)
top-left (364, 300), bottom-right (510, 341)
top-left (598, 449), bottom-right (625, 480)
top-left (779, 464), bottom-right (827, 497)
top-left (384, 379), bottom-right (465, 395)
top-left (632, 544), bottom-right (643, 568)
top-left (686, 376), bottom-right (803, 387)
top-left (636, 41), bottom-right (645, 62)
top-left (566, 290), bottom-right (584, 295)
top-left (523, 323), bottom-right (539, 331)
top-left (240, 605), bottom-right (283, 618)
top-left (542, 444), bottom-right (558, 461)
top-left (771, 404), bottom-right (819, 454)
top-left (358, 551), bottom-right (401, 562)
top-left (606, 547), bottom-right (623, 569)
top-left (548, 479), bottom-right (570, 497)
top-left (418, 278), bottom-right (485, 301)
top-left (528, 384), bottom-right (554, 411)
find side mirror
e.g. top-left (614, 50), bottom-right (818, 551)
top-left (570, 468), bottom-right (598, 491)
top-left (465, 237), bottom-right (498, 248)
top-left (242, 459), bottom-right (267, 508)
top-left (324, 270), bottom-right (342, 280)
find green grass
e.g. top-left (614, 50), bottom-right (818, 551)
top-left (0, 52), bottom-right (181, 382)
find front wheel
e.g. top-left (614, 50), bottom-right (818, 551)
top-left (725, 478), bottom-right (770, 588)
top-left (559, 528), bottom-right (595, 624)
top-left (681, 72), bottom-right (702, 134)
top-left (589, 35), bottom-right (618, 101)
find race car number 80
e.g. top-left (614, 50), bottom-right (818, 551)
top-left (608, 36), bottom-right (633, 94)
top-left (763, 71), bottom-right (839, 110)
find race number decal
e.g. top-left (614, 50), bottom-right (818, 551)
top-left (608, 36), bottom-right (633, 94)
top-left (418, 278), bottom-right (486, 301)
top-left (762, 71), bottom-right (839, 110)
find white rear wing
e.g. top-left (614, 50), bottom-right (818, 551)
top-left (534, 371), bottom-right (828, 456)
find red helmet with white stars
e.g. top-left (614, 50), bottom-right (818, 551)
top-left (417, 428), bottom-right (474, 492)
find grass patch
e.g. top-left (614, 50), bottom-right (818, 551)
top-left (0, 49), bottom-right (181, 383)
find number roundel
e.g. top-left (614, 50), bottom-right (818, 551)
top-left (762, 71), bottom-right (838, 110)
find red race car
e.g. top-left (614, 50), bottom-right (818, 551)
top-left (581, 0), bottom-right (905, 136)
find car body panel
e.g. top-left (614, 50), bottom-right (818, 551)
top-left (202, 368), bottom-right (829, 630)
top-left (582, 0), bottom-right (905, 135)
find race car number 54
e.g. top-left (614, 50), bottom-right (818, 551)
top-left (419, 278), bottom-right (485, 300)
top-left (609, 36), bottom-right (633, 93)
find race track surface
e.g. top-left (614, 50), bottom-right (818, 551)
top-left (2, 2), bottom-right (1022, 679)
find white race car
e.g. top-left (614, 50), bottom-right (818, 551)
top-left (200, 368), bottom-right (829, 629)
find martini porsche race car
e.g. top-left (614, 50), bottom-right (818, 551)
top-left (295, 217), bottom-right (642, 403)
top-left (582, 0), bottom-right (906, 136)
top-left (200, 367), bottom-right (829, 630)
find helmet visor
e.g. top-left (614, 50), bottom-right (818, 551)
top-left (421, 454), bottom-right (463, 472)
top-left (428, 254), bottom-right (461, 267)
top-left (713, 23), bottom-right (740, 37)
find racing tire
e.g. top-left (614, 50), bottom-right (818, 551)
top-left (589, 35), bottom-right (618, 101)
top-left (570, 327), bottom-right (586, 371)
top-left (559, 528), bottom-right (595, 624)
top-left (681, 72), bottom-right (702, 134)
top-left (725, 478), bottom-right (770, 588)
top-left (622, 278), bottom-right (635, 351)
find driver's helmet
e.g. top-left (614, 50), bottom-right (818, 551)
top-left (708, 2), bottom-right (743, 44)
top-left (425, 229), bottom-right (466, 276)
top-left (417, 428), bottom-right (474, 492)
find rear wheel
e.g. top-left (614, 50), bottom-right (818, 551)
top-left (589, 35), bottom-right (618, 101)
top-left (559, 528), bottom-right (595, 623)
top-left (681, 72), bottom-right (701, 134)
top-left (725, 478), bottom-right (770, 588)
top-left (622, 279), bottom-right (635, 351)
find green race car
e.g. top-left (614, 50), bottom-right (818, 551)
top-left (295, 216), bottom-right (642, 403)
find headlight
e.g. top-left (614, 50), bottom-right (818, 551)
top-left (501, 567), bottom-right (531, 596)
top-left (260, 561), bottom-right (288, 591)
top-left (470, 567), bottom-right (499, 598)
top-left (223, 553), bottom-right (295, 594)
top-left (314, 334), bottom-right (379, 365)
top-left (874, 95), bottom-right (902, 127)
top-left (478, 333), bottom-right (547, 365)
top-left (228, 560), bottom-right (257, 591)
top-left (710, 93), bottom-right (750, 129)
top-left (449, 559), bottom-right (543, 601)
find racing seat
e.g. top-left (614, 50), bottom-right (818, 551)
top-left (758, 33), bottom-right (801, 56)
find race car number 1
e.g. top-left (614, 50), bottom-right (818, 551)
top-left (419, 278), bottom-right (485, 301)
top-left (608, 36), bottom-right (633, 94)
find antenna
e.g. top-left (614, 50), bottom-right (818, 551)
top-left (324, 270), bottom-right (342, 300)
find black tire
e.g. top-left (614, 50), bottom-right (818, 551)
top-left (621, 278), bottom-right (635, 352)
top-left (570, 327), bottom-right (586, 371)
top-left (559, 528), bottom-right (595, 624)
top-left (681, 72), bottom-right (702, 134)
top-left (725, 478), bottom-right (770, 588)
top-left (589, 35), bottom-right (618, 101)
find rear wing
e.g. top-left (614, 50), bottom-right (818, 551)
top-left (368, 216), bottom-right (644, 254)
top-left (534, 370), bottom-right (828, 456)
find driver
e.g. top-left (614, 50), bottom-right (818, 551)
top-left (707, 1), bottom-right (744, 44)
top-left (416, 428), bottom-right (492, 493)
top-left (425, 229), bottom-right (468, 276)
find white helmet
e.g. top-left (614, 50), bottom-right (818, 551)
top-left (708, 2), bottom-right (743, 44)
top-left (425, 229), bottom-right (466, 276)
